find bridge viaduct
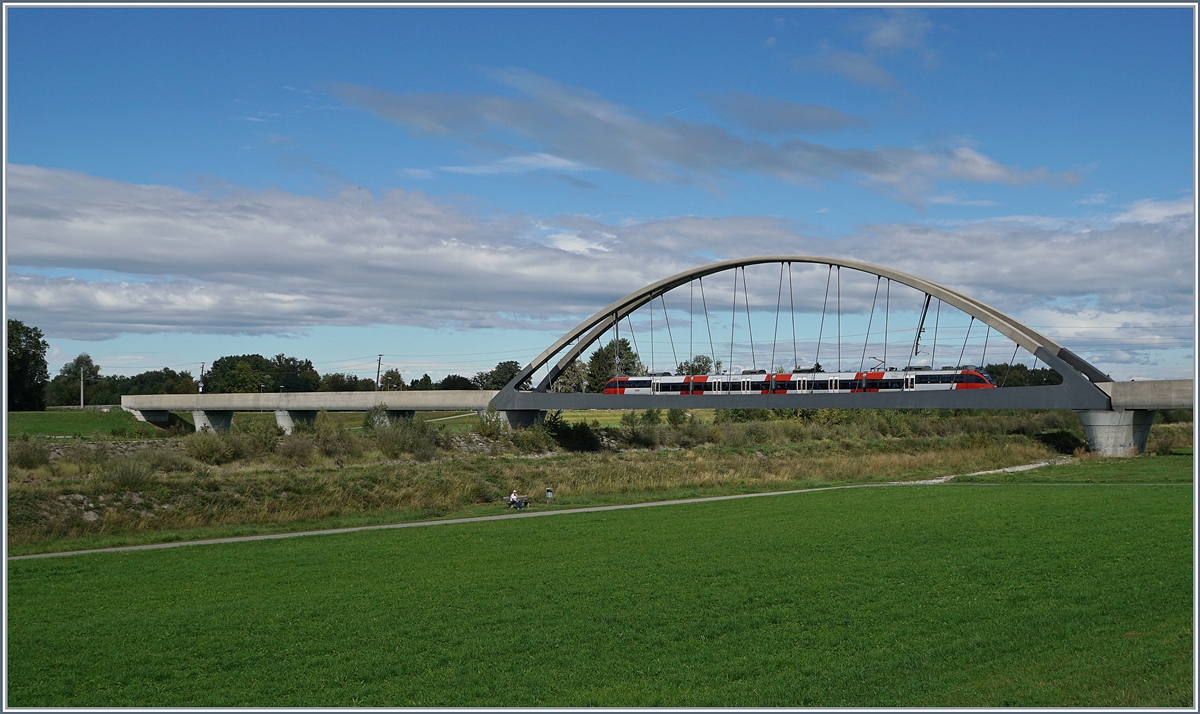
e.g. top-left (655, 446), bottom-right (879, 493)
top-left (123, 256), bottom-right (1193, 457)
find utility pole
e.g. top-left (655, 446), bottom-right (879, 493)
top-left (376, 354), bottom-right (383, 391)
top-left (199, 362), bottom-right (205, 394)
top-left (79, 364), bottom-right (84, 408)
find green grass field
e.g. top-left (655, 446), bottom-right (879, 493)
top-left (8, 460), bottom-right (1192, 707)
top-left (6, 409), bottom-right (145, 436)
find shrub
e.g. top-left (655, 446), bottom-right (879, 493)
top-left (311, 411), bottom-right (361, 458)
top-left (641, 409), bottom-right (662, 426)
top-left (543, 411), bottom-right (602, 452)
top-left (511, 425), bottom-right (556, 454)
top-left (362, 404), bottom-right (391, 430)
top-left (475, 405), bottom-right (507, 440)
top-left (185, 431), bottom-right (235, 465)
top-left (134, 448), bottom-right (192, 474)
top-left (9, 435), bottom-right (50, 469)
top-left (278, 436), bottom-right (315, 466)
top-left (375, 415), bottom-right (443, 459)
top-left (667, 408), bottom-right (687, 426)
top-left (233, 419), bottom-right (282, 457)
top-left (1035, 430), bottom-right (1086, 455)
top-left (104, 458), bottom-right (151, 489)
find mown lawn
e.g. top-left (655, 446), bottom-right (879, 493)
top-left (8, 480), bottom-right (1191, 707)
top-left (7, 409), bottom-right (145, 436)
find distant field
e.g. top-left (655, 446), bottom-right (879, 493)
top-left (8, 476), bottom-right (1191, 707)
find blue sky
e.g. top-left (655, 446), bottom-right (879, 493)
top-left (5, 5), bottom-right (1195, 383)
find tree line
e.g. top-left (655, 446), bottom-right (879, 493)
top-left (5, 320), bottom-right (536, 410)
top-left (6, 318), bottom-right (1069, 411)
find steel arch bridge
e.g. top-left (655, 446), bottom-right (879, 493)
top-left (491, 255), bottom-right (1115, 414)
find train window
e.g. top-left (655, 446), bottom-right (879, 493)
top-left (624, 380), bottom-right (652, 389)
top-left (751, 381), bottom-right (771, 391)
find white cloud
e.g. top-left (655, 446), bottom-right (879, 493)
top-left (6, 165), bottom-right (1191, 379)
top-left (1112, 197), bottom-right (1193, 224)
top-left (439, 153), bottom-right (587, 175)
top-left (328, 70), bottom-right (1070, 207)
top-left (1074, 190), bottom-right (1114, 206)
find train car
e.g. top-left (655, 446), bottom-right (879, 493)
top-left (603, 367), bottom-right (995, 395)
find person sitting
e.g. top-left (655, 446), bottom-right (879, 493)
top-left (509, 490), bottom-right (523, 509)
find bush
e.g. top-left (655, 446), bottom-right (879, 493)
top-left (641, 409), bottom-right (662, 426)
top-left (375, 415), bottom-right (443, 459)
top-left (278, 436), bottom-right (315, 466)
top-left (104, 458), bottom-right (151, 489)
top-left (233, 419), bottom-right (282, 457)
top-left (134, 447), bottom-right (192, 474)
top-left (667, 408), bottom-right (687, 426)
top-left (511, 425), bottom-right (556, 454)
top-left (1035, 430), bottom-right (1086, 455)
top-left (543, 411), bottom-right (602, 452)
top-left (9, 435), bottom-right (50, 469)
top-left (311, 411), bottom-right (361, 458)
top-left (185, 431), bottom-right (235, 465)
top-left (475, 405), bottom-right (507, 440)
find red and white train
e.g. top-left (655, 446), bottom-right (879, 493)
top-left (603, 367), bottom-right (996, 395)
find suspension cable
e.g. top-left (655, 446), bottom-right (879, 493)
top-left (788, 263), bottom-right (797, 372)
top-left (859, 276), bottom-right (881, 373)
top-left (660, 295), bottom-right (679, 373)
top-left (814, 265), bottom-right (832, 385)
top-left (729, 268), bottom-right (738, 377)
top-left (699, 277), bottom-right (717, 374)
top-left (931, 299), bottom-right (941, 367)
top-left (980, 324), bottom-right (991, 367)
top-left (1000, 342), bottom-right (1019, 387)
top-left (771, 262), bottom-right (784, 373)
top-left (836, 266), bottom-right (842, 372)
top-left (743, 266), bottom-right (757, 371)
top-left (649, 297), bottom-right (654, 373)
top-left (689, 281), bottom-right (693, 371)
top-left (625, 314), bottom-right (641, 371)
top-left (957, 316), bottom-right (974, 367)
top-left (883, 279), bottom-right (890, 368)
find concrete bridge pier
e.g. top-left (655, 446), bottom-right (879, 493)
top-left (1077, 410), bottom-right (1156, 457)
top-left (274, 410), bottom-right (318, 435)
top-left (192, 410), bottom-right (233, 433)
top-left (500, 410), bottom-right (544, 428)
top-left (388, 410), bottom-right (416, 422)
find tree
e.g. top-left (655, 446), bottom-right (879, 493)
top-left (47, 353), bottom-right (104, 406)
top-left (551, 360), bottom-right (589, 393)
top-left (472, 360), bottom-right (531, 390)
top-left (123, 368), bottom-right (198, 395)
top-left (436, 374), bottom-right (477, 390)
top-left (380, 368), bottom-right (407, 391)
top-left (270, 354), bottom-right (320, 392)
top-left (675, 354), bottom-right (723, 376)
top-left (319, 373), bottom-right (375, 391)
top-left (206, 354), bottom-right (275, 393)
top-left (7, 320), bottom-right (49, 411)
top-left (982, 362), bottom-right (1062, 387)
top-left (586, 339), bottom-right (645, 393)
top-left (410, 374), bottom-right (434, 391)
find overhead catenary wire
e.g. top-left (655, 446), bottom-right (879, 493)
top-left (957, 316), bottom-right (975, 367)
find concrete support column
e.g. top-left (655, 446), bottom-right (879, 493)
top-left (387, 410), bottom-right (416, 422)
top-left (129, 409), bottom-right (171, 426)
top-left (1077, 409), bottom-right (1156, 457)
top-left (274, 410), bottom-right (317, 435)
top-left (192, 410), bottom-right (234, 433)
top-left (500, 410), bottom-right (545, 429)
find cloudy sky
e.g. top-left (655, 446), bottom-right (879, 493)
top-left (5, 6), bottom-right (1195, 383)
